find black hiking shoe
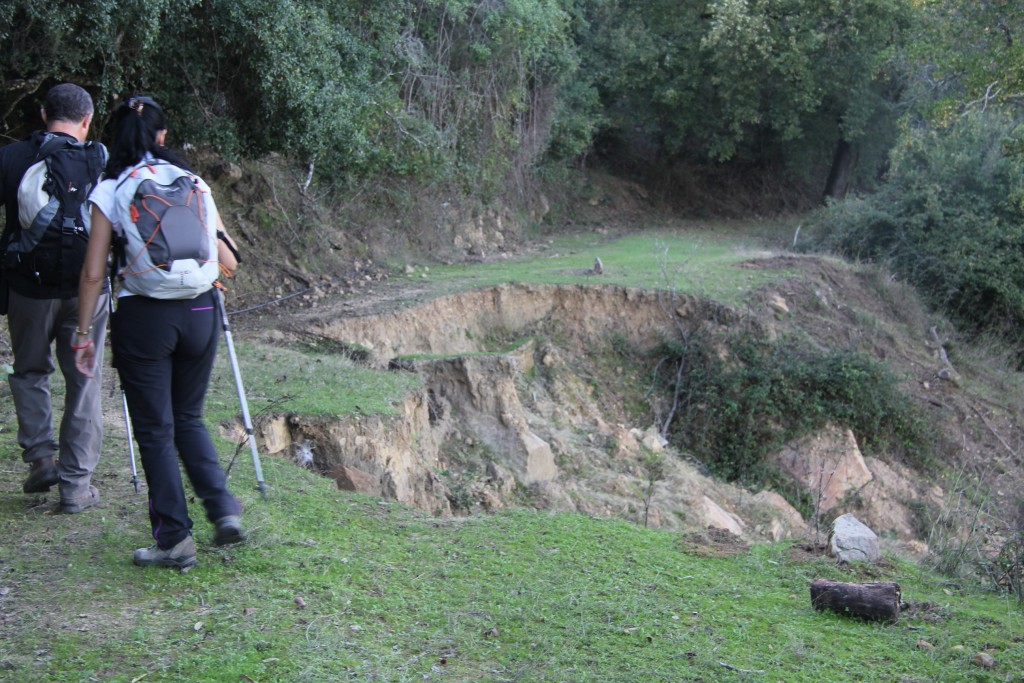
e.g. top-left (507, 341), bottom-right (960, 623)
top-left (213, 515), bottom-right (245, 546)
top-left (22, 457), bottom-right (59, 494)
top-left (133, 536), bottom-right (197, 570)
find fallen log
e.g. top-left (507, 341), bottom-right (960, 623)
top-left (810, 578), bottom-right (901, 623)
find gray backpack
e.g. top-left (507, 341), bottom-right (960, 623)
top-left (110, 160), bottom-right (220, 299)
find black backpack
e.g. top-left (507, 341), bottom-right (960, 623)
top-left (5, 134), bottom-right (107, 297)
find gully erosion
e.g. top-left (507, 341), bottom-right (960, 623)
top-left (223, 278), bottom-right (943, 551)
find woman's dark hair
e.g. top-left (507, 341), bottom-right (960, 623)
top-left (105, 95), bottom-right (193, 177)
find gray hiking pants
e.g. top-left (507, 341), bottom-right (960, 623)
top-left (7, 289), bottom-right (109, 500)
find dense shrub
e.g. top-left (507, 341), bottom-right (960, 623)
top-left (809, 110), bottom-right (1024, 336)
top-left (660, 331), bottom-right (934, 485)
top-left (0, 0), bottom-right (580, 193)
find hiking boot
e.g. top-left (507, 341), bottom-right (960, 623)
top-left (59, 485), bottom-right (99, 513)
top-left (22, 457), bottom-right (59, 493)
top-left (213, 515), bottom-right (245, 546)
top-left (133, 536), bottom-right (197, 570)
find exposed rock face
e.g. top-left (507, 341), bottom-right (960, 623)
top-left (232, 282), bottom-right (934, 544)
top-left (235, 352), bottom-right (817, 539)
top-left (770, 426), bottom-right (945, 541)
top-left (416, 356), bottom-right (556, 484)
top-left (775, 425), bottom-right (873, 512)
top-left (751, 490), bottom-right (808, 541)
top-left (855, 456), bottom-right (944, 537)
top-left (237, 392), bottom-right (452, 515)
top-left (313, 396), bottom-right (450, 513)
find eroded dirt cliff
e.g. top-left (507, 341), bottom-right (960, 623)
top-left (219, 256), bottom-right (1024, 556)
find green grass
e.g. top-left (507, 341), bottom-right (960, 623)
top-left (1, 448), bottom-right (1022, 682)
top-left (204, 341), bottom-right (422, 421)
top-left (398, 223), bottom-right (800, 305)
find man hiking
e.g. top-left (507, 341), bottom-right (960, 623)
top-left (0, 83), bottom-right (109, 512)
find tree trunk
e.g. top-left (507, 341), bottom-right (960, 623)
top-left (822, 138), bottom-right (858, 202)
top-left (810, 578), bottom-right (901, 622)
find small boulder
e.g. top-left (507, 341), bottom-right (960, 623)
top-left (701, 496), bottom-right (745, 537)
top-left (828, 513), bottom-right (880, 563)
top-left (768, 294), bottom-right (789, 315)
top-left (641, 426), bottom-right (666, 452)
top-left (971, 653), bottom-right (995, 669)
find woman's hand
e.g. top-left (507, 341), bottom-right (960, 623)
top-left (74, 337), bottom-right (96, 378)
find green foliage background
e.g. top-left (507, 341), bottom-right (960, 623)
top-left (2, 0), bottom-right (1023, 335)
top-left (1, 0), bottom-right (918, 199)
top-left (809, 110), bottom-right (1024, 336)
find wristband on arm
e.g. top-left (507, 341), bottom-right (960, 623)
top-left (217, 231), bottom-right (242, 264)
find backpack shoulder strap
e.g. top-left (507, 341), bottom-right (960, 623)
top-left (83, 142), bottom-right (106, 189)
top-left (114, 158), bottom-right (167, 193)
top-left (34, 133), bottom-right (78, 161)
top-left (94, 142), bottom-right (109, 168)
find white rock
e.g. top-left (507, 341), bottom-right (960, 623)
top-left (828, 513), bottom-right (880, 563)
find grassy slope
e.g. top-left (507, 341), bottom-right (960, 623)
top-left (412, 224), bottom-right (795, 305)
top-left (1, 224), bottom-right (1022, 682)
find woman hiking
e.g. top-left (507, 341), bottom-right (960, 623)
top-left (74, 95), bottom-right (245, 570)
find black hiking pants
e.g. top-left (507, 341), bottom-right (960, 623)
top-left (111, 289), bottom-right (239, 549)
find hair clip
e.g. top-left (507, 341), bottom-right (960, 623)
top-left (128, 98), bottom-right (145, 115)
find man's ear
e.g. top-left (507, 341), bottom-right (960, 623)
top-left (81, 112), bottom-right (92, 134)
top-left (40, 108), bottom-right (48, 125)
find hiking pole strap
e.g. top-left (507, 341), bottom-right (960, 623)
top-left (214, 287), bottom-right (267, 497)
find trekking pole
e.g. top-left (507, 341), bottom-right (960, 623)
top-left (212, 285), bottom-right (268, 498)
top-left (106, 280), bottom-right (142, 493)
top-left (119, 379), bottom-right (142, 494)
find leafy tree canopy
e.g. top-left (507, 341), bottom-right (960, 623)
top-left (0, 0), bottom-right (996, 204)
top-left (576, 0), bottom-right (913, 168)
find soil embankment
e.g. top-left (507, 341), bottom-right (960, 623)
top-left (223, 257), bottom-right (1024, 554)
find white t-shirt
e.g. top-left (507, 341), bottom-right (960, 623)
top-left (87, 154), bottom-right (154, 297)
top-left (87, 153), bottom-right (157, 229)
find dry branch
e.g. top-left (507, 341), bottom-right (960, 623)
top-left (968, 402), bottom-right (1018, 460)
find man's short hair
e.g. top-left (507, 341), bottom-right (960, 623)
top-left (43, 83), bottom-right (94, 123)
